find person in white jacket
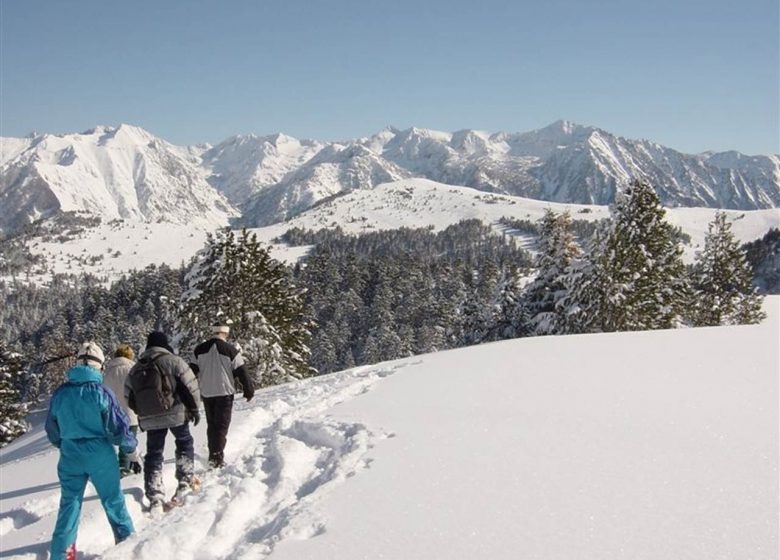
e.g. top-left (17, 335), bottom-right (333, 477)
top-left (103, 344), bottom-right (142, 477)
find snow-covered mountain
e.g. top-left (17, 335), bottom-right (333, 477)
top-left (0, 125), bottom-right (237, 233)
top-left (239, 143), bottom-right (412, 226)
top-left (199, 133), bottom-right (324, 206)
top-left (2, 121), bottom-right (779, 235)
top-left (182, 120), bottom-right (780, 226)
top-left (2, 298), bottom-right (777, 559)
top-left (355, 121), bottom-right (780, 209)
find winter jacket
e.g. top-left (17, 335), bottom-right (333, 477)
top-left (102, 356), bottom-right (138, 426)
top-left (125, 346), bottom-right (201, 431)
top-left (191, 338), bottom-right (254, 399)
top-left (45, 364), bottom-right (137, 453)
top-left (46, 364), bottom-right (136, 559)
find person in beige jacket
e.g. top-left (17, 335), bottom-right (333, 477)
top-left (103, 344), bottom-right (142, 477)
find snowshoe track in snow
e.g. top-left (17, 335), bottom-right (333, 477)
top-left (101, 363), bottom-right (405, 560)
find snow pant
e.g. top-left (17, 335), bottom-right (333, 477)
top-left (202, 395), bottom-right (234, 465)
top-left (51, 438), bottom-right (135, 560)
top-left (143, 423), bottom-right (194, 503)
top-left (118, 425), bottom-right (139, 472)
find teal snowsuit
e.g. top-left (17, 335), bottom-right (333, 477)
top-left (45, 364), bottom-right (137, 559)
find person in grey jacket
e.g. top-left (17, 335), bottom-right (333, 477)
top-left (103, 344), bottom-right (141, 477)
top-left (125, 331), bottom-right (201, 509)
top-left (190, 323), bottom-right (254, 469)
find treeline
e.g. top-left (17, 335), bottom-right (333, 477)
top-left (293, 220), bottom-right (533, 374)
top-left (743, 228), bottom-right (780, 294)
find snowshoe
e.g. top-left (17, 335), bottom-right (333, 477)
top-left (144, 498), bottom-right (166, 517)
top-left (65, 543), bottom-right (77, 560)
top-left (167, 476), bottom-right (201, 509)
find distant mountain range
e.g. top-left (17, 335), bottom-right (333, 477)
top-left (1, 121), bottom-right (778, 234)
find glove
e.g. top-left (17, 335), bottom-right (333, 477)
top-left (129, 460), bottom-right (143, 474)
top-left (188, 409), bottom-right (200, 426)
top-left (244, 390), bottom-right (254, 402)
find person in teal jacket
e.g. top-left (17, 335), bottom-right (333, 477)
top-left (45, 341), bottom-right (138, 560)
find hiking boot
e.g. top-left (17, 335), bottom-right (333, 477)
top-left (65, 543), bottom-right (77, 560)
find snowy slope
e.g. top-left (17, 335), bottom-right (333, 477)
top-left (17, 178), bottom-right (780, 284)
top-left (249, 179), bottom-right (780, 262)
top-left (1, 298), bottom-right (777, 560)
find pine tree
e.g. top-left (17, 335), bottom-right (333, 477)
top-left (179, 229), bottom-right (315, 387)
top-left (521, 210), bottom-right (581, 336)
top-left (360, 265), bottom-right (404, 364)
top-left (461, 261), bottom-right (501, 345)
top-left (484, 267), bottom-right (525, 341)
top-left (0, 345), bottom-right (28, 447)
top-left (561, 180), bottom-right (688, 333)
top-left (689, 212), bottom-right (765, 326)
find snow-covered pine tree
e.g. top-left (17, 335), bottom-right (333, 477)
top-left (483, 266), bottom-right (525, 341)
top-left (460, 262), bottom-right (500, 345)
top-left (0, 345), bottom-right (28, 447)
top-left (688, 212), bottom-right (765, 326)
top-left (743, 228), bottom-right (780, 294)
top-left (520, 210), bottom-right (581, 336)
top-left (560, 180), bottom-right (688, 333)
top-left (179, 228), bottom-right (315, 387)
top-left (360, 264), bottom-right (404, 364)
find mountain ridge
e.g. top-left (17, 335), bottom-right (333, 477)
top-left (2, 121), bottom-right (778, 234)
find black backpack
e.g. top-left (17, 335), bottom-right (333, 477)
top-left (129, 356), bottom-right (176, 416)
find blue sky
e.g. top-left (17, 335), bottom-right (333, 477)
top-left (2, 0), bottom-right (777, 154)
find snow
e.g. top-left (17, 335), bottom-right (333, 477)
top-left (23, 221), bottom-right (212, 284)
top-left (0, 125), bottom-right (237, 233)
top-left (2, 298), bottom-right (778, 560)
top-left (12, 178), bottom-right (777, 285)
top-left (200, 134), bottom-right (323, 205)
top-left (0, 137), bottom-right (33, 167)
top-left (247, 179), bottom-right (778, 263)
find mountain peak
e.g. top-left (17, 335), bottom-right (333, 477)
top-left (539, 119), bottom-right (590, 137)
top-left (397, 126), bottom-right (452, 142)
top-left (450, 129), bottom-right (491, 153)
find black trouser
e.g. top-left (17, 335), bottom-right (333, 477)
top-left (202, 395), bottom-right (234, 463)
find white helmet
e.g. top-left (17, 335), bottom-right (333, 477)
top-left (77, 341), bottom-right (105, 367)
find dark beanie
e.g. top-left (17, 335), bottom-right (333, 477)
top-left (147, 331), bottom-right (173, 352)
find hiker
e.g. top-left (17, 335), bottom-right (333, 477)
top-left (190, 323), bottom-right (254, 469)
top-left (102, 344), bottom-right (142, 477)
top-left (45, 341), bottom-right (137, 560)
top-left (125, 331), bottom-right (201, 510)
